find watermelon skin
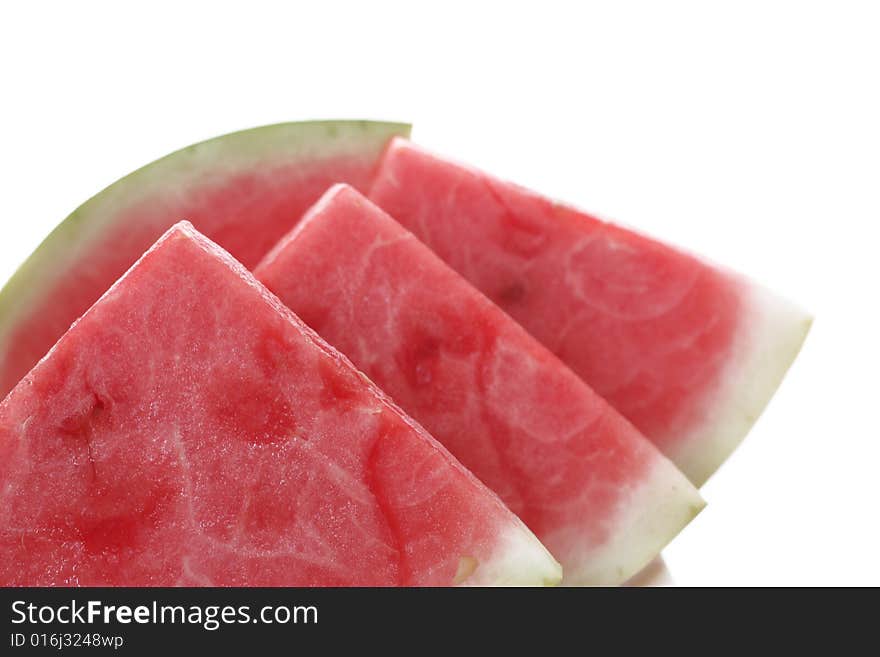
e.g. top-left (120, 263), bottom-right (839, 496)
top-left (255, 185), bottom-right (705, 585)
top-left (0, 223), bottom-right (560, 587)
top-left (0, 120), bottom-right (410, 400)
top-left (368, 139), bottom-right (812, 486)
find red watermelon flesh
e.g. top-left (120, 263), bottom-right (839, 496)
top-left (0, 222), bottom-right (560, 586)
top-left (0, 121), bottom-right (410, 399)
top-left (368, 139), bottom-right (812, 486)
top-left (255, 185), bottom-right (704, 585)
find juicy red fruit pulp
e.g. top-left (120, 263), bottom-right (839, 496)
top-left (368, 140), bottom-right (744, 458)
top-left (0, 224), bottom-right (545, 586)
top-left (2, 155), bottom-right (379, 398)
top-left (256, 186), bottom-right (701, 583)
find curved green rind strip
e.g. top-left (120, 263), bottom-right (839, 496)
top-left (0, 120), bottom-right (410, 348)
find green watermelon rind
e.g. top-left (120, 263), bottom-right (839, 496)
top-left (0, 120), bottom-right (410, 349)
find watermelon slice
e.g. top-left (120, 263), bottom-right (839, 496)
top-left (0, 120), bottom-right (409, 399)
top-left (0, 222), bottom-right (560, 586)
top-left (368, 139), bottom-right (812, 486)
top-left (255, 185), bottom-right (704, 585)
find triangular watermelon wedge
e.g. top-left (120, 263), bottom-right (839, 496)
top-left (0, 222), bottom-right (561, 586)
top-left (0, 120), bottom-right (410, 399)
top-left (255, 185), bottom-right (705, 585)
top-left (368, 139), bottom-right (812, 486)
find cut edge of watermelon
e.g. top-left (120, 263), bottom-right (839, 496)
top-left (0, 120), bottom-right (410, 362)
top-left (461, 524), bottom-right (563, 586)
top-left (671, 283), bottom-right (813, 486)
top-left (558, 455), bottom-right (705, 586)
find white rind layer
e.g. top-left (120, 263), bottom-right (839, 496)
top-left (461, 524), bottom-right (562, 587)
top-left (670, 282), bottom-right (813, 486)
top-left (550, 455), bottom-right (705, 586)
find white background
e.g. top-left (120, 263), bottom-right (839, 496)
top-left (1, 1), bottom-right (877, 585)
